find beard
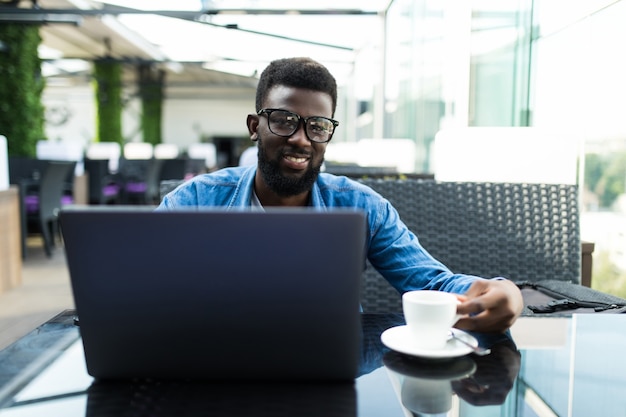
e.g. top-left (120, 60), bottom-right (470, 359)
top-left (257, 134), bottom-right (322, 197)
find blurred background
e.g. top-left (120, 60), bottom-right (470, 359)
top-left (1, 0), bottom-right (625, 297)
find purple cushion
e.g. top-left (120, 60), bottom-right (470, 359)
top-left (125, 182), bottom-right (147, 193)
top-left (103, 184), bottom-right (121, 197)
top-left (24, 195), bottom-right (39, 214)
top-left (24, 195), bottom-right (73, 214)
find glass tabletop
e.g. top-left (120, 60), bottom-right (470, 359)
top-left (0, 310), bottom-right (625, 417)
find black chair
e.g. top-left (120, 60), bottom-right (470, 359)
top-left (9, 157), bottom-right (46, 257)
top-left (26, 161), bottom-right (77, 257)
top-left (145, 158), bottom-right (201, 205)
top-left (8, 157), bottom-right (47, 185)
top-left (184, 158), bottom-right (208, 177)
top-left (83, 158), bottom-right (122, 205)
top-left (146, 158), bottom-right (188, 205)
top-left (143, 158), bottom-right (166, 205)
top-left (118, 157), bottom-right (152, 204)
top-left (357, 179), bottom-right (583, 312)
top-left (9, 157), bottom-right (76, 258)
top-left (159, 158), bottom-right (188, 181)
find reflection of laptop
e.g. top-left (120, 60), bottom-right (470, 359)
top-left (60, 207), bottom-right (366, 381)
top-left (86, 380), bottom-right (357, 416)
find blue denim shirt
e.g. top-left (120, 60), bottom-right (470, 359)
top-left (157, 165), bottom-right (487, 295)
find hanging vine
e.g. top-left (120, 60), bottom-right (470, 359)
top-left (0, 23), bottom-right (45, 157)
top-left (138, 62), bottom-right (164, 145)
top-left (93, 58), bottom-right (123, 144)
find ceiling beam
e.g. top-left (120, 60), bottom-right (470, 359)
top-left (0, 12), bottom-right (83, 24)
top-left (0, 6), bottom-right (379, 17)
top-left (0, 5), bottom-right (367, 51)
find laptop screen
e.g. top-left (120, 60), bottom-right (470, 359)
top-left (60, 207), bottom-right (367, 381)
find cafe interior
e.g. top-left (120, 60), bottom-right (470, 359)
top-left (1, 0), bottom-right (626, 416)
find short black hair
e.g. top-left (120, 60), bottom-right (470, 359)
top-left (255, 57), bottom-right (338, 116)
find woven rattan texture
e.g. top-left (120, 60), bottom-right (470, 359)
top-left (359, 180), bottom-right (581, 313)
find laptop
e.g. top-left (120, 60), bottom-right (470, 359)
top-left (60, 206), bottom-right (366, 382)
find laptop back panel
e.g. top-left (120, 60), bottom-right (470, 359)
top-left (60, 208), bottom-right (366, 381)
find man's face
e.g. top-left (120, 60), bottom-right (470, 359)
top-left (250, 85), bottom-right (334, 197)
top-left (256, 130), bottom-right (321, 197)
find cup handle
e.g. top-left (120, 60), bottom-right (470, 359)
top-left (453, 299), bottom-right (467, 324)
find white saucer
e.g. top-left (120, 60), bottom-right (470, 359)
top-left (380, 326), bottom-right (478, 359)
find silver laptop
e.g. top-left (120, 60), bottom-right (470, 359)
top-left (60, 206), bottom-right (366, 381)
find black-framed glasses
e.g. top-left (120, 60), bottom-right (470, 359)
top-left (257, 108), bottom-right (339, 143)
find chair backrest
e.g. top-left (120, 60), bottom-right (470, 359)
top-left (8, 157), bottom-right (47, 184)
top-left (358, 179), bottom-right (581, 312)
top-left (160, 179), bottom-right (185, 201)
top-left (84, 158), bottom-right (121, 204)
top-left (38, 161), bottom-right (77, 221)
top-left (144, 159), bottom-right (165, 204)
top-left (159, 158), bottom-right (188, 181)
top-left (118, 157), bottom-right (151, 183)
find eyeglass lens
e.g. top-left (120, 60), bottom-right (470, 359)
top-left (267, 110), bottom-right (335, 142)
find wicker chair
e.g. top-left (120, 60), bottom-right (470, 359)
top-left (358, 179), bottom-right (582, 312)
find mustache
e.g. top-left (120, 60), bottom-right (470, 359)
top-left (281, 147), bottom-right (312, 157)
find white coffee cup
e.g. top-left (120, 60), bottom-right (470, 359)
top-left (402, 290), bottom-right (462, 351)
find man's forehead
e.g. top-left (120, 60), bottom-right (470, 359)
top-left (264, 85), bottom-right (333, 113)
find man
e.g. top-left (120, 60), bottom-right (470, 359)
top-left (158, 57), bottom-right (523, 333)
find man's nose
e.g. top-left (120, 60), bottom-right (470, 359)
top-left (287, 120), bottom-right (310, 145)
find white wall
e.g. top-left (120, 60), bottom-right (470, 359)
top-left (42, 85), bottom-right (254, 152)
top-left (43, 85), bottom-right (95, 149)
top-left (43, 85), bottom-right (144, 147)
top-left (163, 98), bottom-right (252, 148)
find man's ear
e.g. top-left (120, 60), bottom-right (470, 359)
top-left (246, 114), bottom-right (259, 142)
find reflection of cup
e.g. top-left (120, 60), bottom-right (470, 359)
top-left (401, 376), bottom-right (452, 415)
top-left (383, 351), bottom-right (476, 417)
top-left (402, 290), bottom-right (461, 350)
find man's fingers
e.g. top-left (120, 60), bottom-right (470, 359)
top-left (457, 298), bottom-right (486, 316)
top-left (453, 279), bottom-right (523, 333)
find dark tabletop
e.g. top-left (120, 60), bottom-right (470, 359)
top-left (0, 310), bottom-right (625, 416)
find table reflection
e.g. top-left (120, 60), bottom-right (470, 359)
top-left (85, 380), bottom-right (356, 417)
top-left (381, 332), bottom-right (520, 415)
top-left (4, 311), bottom-right (625, 416)
top-left (452, 337), bottom-right (520, 406)
top-left (384, 353), bottom-right (477, 415)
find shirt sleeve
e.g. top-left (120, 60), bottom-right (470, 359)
top-left (366, 197), bottom-right (483, 295)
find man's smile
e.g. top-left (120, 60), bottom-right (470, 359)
top-left (282, 152), bottom-right (311, 170)
top-left (285, 155), bottom-right (307, 163)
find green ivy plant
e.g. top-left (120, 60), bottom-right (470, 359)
top-left (138, 62), bottom-right (164, 145)
top-left (0, 23), bottom-right (45, 157)
top-left (93, 58), bottom-right (123, 144)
